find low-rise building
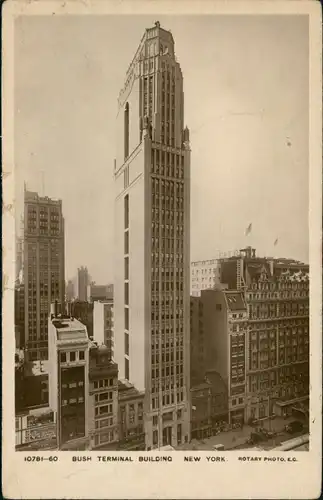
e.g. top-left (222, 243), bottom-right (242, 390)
top-left (93, 300), bottom-right (114, 357)
top-left (48, 310), bottom-right (91, 450)
top-left (71, 300), bottom-right (94, 339)
top-left (88, 344), bottom-right (119, 450)
top-left (190, 289), bottom-right (248, 425)
top-left (191, 371), bottom-right (228, 440)
top-left (88, 284), bottom-right (113, 303)
top-left (118, 380), bottom-right (145, 451)
top-left (16, 407), bottom-right (57, 451)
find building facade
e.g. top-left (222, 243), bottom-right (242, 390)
top-left (190, 296), bottom-right (205, 385)
top-left (48, 310), bottom-right (90, 450)
top-left (93, 300), bottom-right (114, 357)
top-left (88, 344), bottom-right (119, 450)
top-left (66, 280), bottom-right (75, 302)
top-left (219, 247), bottom-right (310, 422)
top-left (190, 372), bottom-right (228, 441)
top-left (77, 266), bottom-right (89, 302)
top-left (15, 407), bottom-right (57, 451)
top-left (191, 259), bottom-right (221, 296)
top-left (114, 22), bottom-right (191, 449)
top-left (15, 283), bottom-right (25, 349)
top-left (118, 380), bottom-right (145, 450)
top-left (71, 300), bottom-right (94, 339)
top-left (88, 284), bottom-right (114, 302)
top-left (194, 289), bottom-right (248, 425)
top-left (23, 190), bottom-right (65, 361)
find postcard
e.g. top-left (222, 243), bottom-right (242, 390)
top-left (2, 0), bottom-right (322, 498)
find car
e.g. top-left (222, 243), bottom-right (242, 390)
top-left (285, 420), bottom-right (304, 434)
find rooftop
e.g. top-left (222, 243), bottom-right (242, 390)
top-left (224, 291), bottom-right (246, 311)
top-left (51, 317), bottom-right (89, 342)
top-left (118, 379), bottom-right (144, 400)
top-left (24, 360), bottom-right (49, 377)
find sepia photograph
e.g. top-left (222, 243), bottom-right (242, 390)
top-left (2, 1), bottom-right (322, 498)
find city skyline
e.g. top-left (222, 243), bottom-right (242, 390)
top-left (14, 15), bottom-right (309, 283)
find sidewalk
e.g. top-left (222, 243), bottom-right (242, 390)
top-left (179, 416), bottom-right (307, 451)
top-left (188, 425), bottom-right (254, 451)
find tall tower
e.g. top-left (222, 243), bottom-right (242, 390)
top-left (114, 22), bottom-right (191, 449)
top-left (77, 266), bottom-right (89, 302)
top-left (23, 190), bottom-right (65, 361)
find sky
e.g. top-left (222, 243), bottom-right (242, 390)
top-left (14, 14), bottom-right (309, 283)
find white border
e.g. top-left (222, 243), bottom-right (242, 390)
top-left (2, 1), bottom-right (322, 498)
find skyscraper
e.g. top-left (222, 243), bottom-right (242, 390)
top-left (77, 266), bottom-right (89, 302)
top-left (114, 22), bottom-right (191, 449)
top-left (23, 190), bottom-right (65, 361)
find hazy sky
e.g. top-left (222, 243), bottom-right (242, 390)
top-left (15, 14), bottom-right (309, 282)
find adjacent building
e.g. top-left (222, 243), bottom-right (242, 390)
top-left (191, 289), bottom-right (248, 425)
top-left (88, 284), bottom-right (114, 302)
top-left (66, 280), bottom-right (75, 302)
top-left (93, 300), bottom-right (114, 357)
top-left (190, 371), bottom-right (228, 440)
top-left (77, 266), bottom-right (89, 302)
top-left (23, 190), bottom-right (65, 361)
top-left (71, 300), bottom-right (94, 339)
top-left (114, 21), bottom-right (191, 449)
top-left (48, 308), bottom-right (90, 450)
top-left (118, 380), bottom-right (145, 450)
top-left (219, 247), bottom-right (310, 422)
top-left (15, 283), bottom-right (25, 349)
top-left (15, 407), bottom-right (57, 451)
top-left (88, 344), bottom-right (119, 450)
top-left (191, 259), bottom-right (221, 296)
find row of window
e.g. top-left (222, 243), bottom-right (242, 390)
top-left (152, 208), bottom-right (184, 223)
top-left (151, 335), bottom-right (184, 346)
top-left (151, 195), bottom-right (184, 210)
top-left (151, 391), bottom-right (184, 409)
top-left (60, 350), bottom-right (85, 363)
top-left (62, 397), bottom-right (84, 405)
top-left (94, 404), bottom-right (114, 417)
top-left (95, 417), bottom-right (114, 429)
top-left (151, 253), bottom-right (184, 263)
top-left (93, 378), bottom-right (114, 390)
top-left (151, 365), bottom-right (184, 378)
top-left (94, 391), bottom-right (114, 404)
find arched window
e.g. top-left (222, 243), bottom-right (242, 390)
top-left (124, 102), bottom-right (129, 160)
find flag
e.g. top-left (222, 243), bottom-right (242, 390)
top-left (245, 223), bottom-right (252, 236)
top-left (274, 238), bottom-right (278, 246)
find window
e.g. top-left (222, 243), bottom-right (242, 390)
top-left (125, 357), bottom-right (129, 380)
top-left (125, 332), bottom-right (129, 356)
top-left (216, 304), bottom-right (222, 311)
top-left (153, 430), bottom-right (158, 445)
top-left (125, 282), bottom-right (129, 305)
top-left (124, 195), bottom-right (129, 230)
top-left (177, 423), bottom-right (182, 445)
top-left (125, 256), bottom-right (129, 280)
top-left (99, 404), bottom-right (113, 415)
top-left (79, 351), bottom-right (85, 360)
top-left (70, 351), bottom-right (76, 362)
top-left (60, 352), bottom-right (66, 363)
top-left (125, 308), bottom-right (129, 330)
top-left (124, 103), bottom-right (129, 159)
top-left (124, 231), bottom-right (129, 255)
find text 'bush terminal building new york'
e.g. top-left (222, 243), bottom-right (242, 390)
top-left (114, 22), bottom-right (191, 449)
